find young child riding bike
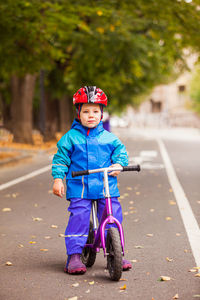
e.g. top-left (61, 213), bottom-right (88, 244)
top-left (52, 86), bottom-right (132, 274)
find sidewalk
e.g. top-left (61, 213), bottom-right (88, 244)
top-left (0, 130), bottom-right (57, 167)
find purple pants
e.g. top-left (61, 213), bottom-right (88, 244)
top-left (65, 197), bottom-right (123, 255)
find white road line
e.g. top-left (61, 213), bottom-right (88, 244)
top-left (157, 138), bottom-right (200, 270)
top-left (0, 165), bottom-right (51, 191)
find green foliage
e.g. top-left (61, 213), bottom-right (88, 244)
top-left (1, 0), bottom-right (200, 112)
top-left (190, 65), bottom-right (200, 115)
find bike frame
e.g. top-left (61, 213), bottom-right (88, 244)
top-left (83, 166), bottom-right (125, 257)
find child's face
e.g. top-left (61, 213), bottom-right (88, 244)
top-left (80, 103), bottom-right (101, 128)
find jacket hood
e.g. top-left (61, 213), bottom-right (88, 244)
top-left (71, 118), bottom-right (104, 136)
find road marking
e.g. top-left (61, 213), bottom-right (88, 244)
top-left (0, 165), bottom-right (51, 191)
top-left (158, 138), bottom-right (200, 270)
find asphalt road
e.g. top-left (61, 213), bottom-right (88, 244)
top-left (0, 127), bottom-right (200, 300)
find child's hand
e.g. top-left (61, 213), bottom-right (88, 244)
top-left (109, 163), bottom-right (122, 177)
top-left (53, 178), bottom-right (65, 198)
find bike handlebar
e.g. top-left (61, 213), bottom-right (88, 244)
top-left (72, 165), bottom-right (140, 178)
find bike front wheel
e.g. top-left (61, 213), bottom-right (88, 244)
top-left (106, 227), bottom-right (122, 281)
top-left (81, 221), bottom-right (96, 267)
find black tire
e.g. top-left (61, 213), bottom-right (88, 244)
top-left (106, 227), bottom-right (122, 281)
top-left (81, 221), bottom-right (96, 267)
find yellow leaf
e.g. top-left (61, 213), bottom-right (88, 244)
top-left (32, 217), bottom-right (43, 221)
top-left (59, 233), bottom-right (66, 237)
top-left (72, 283), bottom-right (79, 287)
top-left (160, 276), bottom-right (171, 281)
top-left (2, 208), bottom-right (11, 212)
top-left (146, 233), bottom-right (154, 237)
top-left (34, 203), bottom-right (38, 207)
top-left (44, 236), bottom-right (51, 239)
top-left (130, 259), bottom-right (137, 263)
top-left (173, 294), bottom-right (179, 299)
top-left (195, 273), bottom-right (200, 277)
top-left (169, 188), bottom-right (173, 193)
top-left (120, 284), bottom-right (127, 290)
top-left (51, 225), bottom-right (58, 228)
top-left (165, 217), bottom-right (172, 221)
top-left (176, 233), bottom-right (181, 236)
top-left (29, 241), bottom-right (36, 244)
top-left (123, 212), bottom-right (129, 216)
top-left (96, 27), bottom-right (104, 34)
top-left (166, 257), bottom-right (173, 262)
top-left (110, 25), bottom-right (115, 32)
top-left (124, 193), bottom-right (129, 197)
top-left (169, 200), bottom-right (176, 205)
top-left (136, 192), bottom-right (140, 195)
top-left (85, 289), bottom-right (90, 293)
top-left (89, 281), bottom-right (95, 285)
top-left (40, 249), bottom-right (48, 252)
top-left (5, 261), bottom-right (13, 266)
top-left (126, 187), bottom-right (132, 191)
top-left (67, 297), bottom-right (78, 300)
top-left (97, 10), bottom-right (103, 16)
top-left (18, 244), bottom-right (24, 248)
top-left (189, 269), bottom-right (197, 273)
top-left (48, 190), bottom-right (53, 194)
top-left (119, 278), bottom-right (127, 281)
top-left (129, 201), bottom-right (134, 204)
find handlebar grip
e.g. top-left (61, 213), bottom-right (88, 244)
top-left (72, 170), bottom-right (89, 177)
top-left (122, 165), bottom-right (141, 172)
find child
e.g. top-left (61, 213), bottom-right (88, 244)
top-left (52, 86), bottom-right (132, 274)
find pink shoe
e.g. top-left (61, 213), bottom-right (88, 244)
top-left (122, 259), bottom-right (132, 271)
top-left (64, 254), bottom-right (86, 274)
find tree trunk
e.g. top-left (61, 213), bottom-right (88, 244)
top-left (59, 95), bottom-right (74, 134)
top-left (43, 93), bottom-right (59, 142)
top-left (11, 74), bottom-right (36, 143)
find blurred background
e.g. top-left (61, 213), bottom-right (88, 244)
top-left (0, 0), bottom-right (200, 146)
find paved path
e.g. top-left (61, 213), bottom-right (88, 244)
top-left (0, 127), bottom-right (200, 300)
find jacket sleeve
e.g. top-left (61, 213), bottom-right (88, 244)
top-left (51, 133), bottom-right (73, 180)
top-left (111, 136), bottom-right (129, 166)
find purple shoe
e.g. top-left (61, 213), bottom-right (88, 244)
top-left (122, 259), bottom-right (132, 271)
top-left (64, 254), bottom-right (86, 275)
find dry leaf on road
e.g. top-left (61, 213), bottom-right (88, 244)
top-left (32, 217), bottom-right (43, 221)
top-left (72, 283), bottom-right (79, 287)
top-left (159, 276), bottom-right (171, 281)
top-left (173, 294), bottom-right (179, 299)
top-left (2, 208), bottom-right (12, 212)
top-left (120, 284), bottom-right (127, 290)
top-left (5, 261), bottom-right (13, 266)
top-left (51, 225), bottom-right (58, 228)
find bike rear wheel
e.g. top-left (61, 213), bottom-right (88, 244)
top-left (81, 221), bottom-right (96, 267)
top-left (106, 227), bottom-right (122, 281)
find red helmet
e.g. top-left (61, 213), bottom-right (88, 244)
top-left (73, 86), bottom-right (108, 107)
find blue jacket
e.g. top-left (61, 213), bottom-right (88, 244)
top-left (52, 119), bottom-right (128, 199)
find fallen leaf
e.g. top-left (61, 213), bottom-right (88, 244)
top-left (129, 201), bottom-right (134, 204)
top-left (193, 295), bottom-right (200, 298)
top-left (134, 219), bottom-right (139, 222)
top-left (165, 217), bottom-right (172, 221)
top-left (85, 289), bottom-right (90, 293)
top-left (136, 192), bottom-right (140, 195)
top-left (124, 193), bottom-right (129, 197)
top-left (67, 297), bottom-right (78, 300)
top-left (194, 273), bottom-right (200, 277)
top-left (130, 259), bottom-right (137, 263)
top-left (197, 201), bottom-right (200, 204)
top-left (44, 236), bottom-right (51, 239)
top-left (146, 233), bottom-right (154, 237)
top-left (157, 184), bottom-right (162, 188)
top-left (169, 200), bottom-right (176, 205)
top-left (123, 212), bottom-right (129, 216)
top-left (58, 233), bottom-right (66, 237)
top-left (2, 208), bottom-right (12, 212)
top-left (120, 284), bottom-right (127, 290)
top-left (193, 267), bottom-right (200, 270)
top-left (29, 241), bottom-right (36, 244)
top-left (48, 190), bottom-right (53, 194)
top-left (189, 269), bottom-right (197, 273)
top-left (166, 257), bottom-right (173, 262)
top-left (34, 203), bottom-right (38, 207)
top-left (12, 193), bottom-right (19, 198)
top-left (126, 187), bottom-right (132, 191)
top-left (31, 235), bottom-right (36, 238)
top-left (159, 276), bottom-right (171, 281)
top-left (51, 225), bottom-right (58, 228)
top-left (89, 281), bottom-right (95, 285)
top-left (5, 261), bottom-right (13, 266)
top-left (173, 294), bottom-right (179, 299)
top-left (32, 217), bottom-right (43, 221)
top-left (129, 206), bottom-right (135, 210)
top-left (169, 188), bottom-right (173, 193)
top-left (18, 244), bottom-right (24, 248)
top-left (176, 233), bottom-right (181, 236)
top-left (40, 249), bottom-right (48, 252)
top-left (184, 249), bottom-right (189, 253)
top-left (119, 278), bottom-right (128, 281)
top-left (150, 209), bottom-right (155, 212)
top-left (72, 283), bottom-right (79, 287)
top-left (134, 245), bottom-right (144, 249)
